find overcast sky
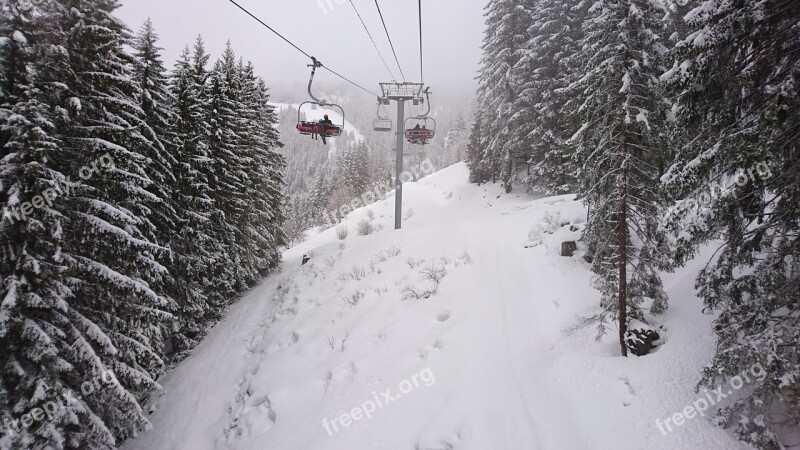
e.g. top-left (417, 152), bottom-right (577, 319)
top-left (117, 0), bottom-right (487, 99)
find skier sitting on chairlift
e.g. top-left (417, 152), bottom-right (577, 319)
top-left (412, 124), bottom-right (422, 144)
top-left (316, 114), bottom-right (334, 145)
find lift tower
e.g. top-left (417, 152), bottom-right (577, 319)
top-left (380, 82), bottom-right (426, 230)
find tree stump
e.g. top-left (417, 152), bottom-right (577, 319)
top-left (561, 241), bottom-right (578, 257)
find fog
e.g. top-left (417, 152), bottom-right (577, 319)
top-left (117, 0), bottom-right (487, 100)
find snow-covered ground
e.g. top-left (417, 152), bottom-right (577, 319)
top-left (125, 163), bottom-right (751, 450)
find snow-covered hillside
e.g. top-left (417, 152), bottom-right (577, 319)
top-left (125, 163), bottom-right (750, 450)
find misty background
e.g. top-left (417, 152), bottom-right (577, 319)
top-left (117, 0), bottom-right (487, 102)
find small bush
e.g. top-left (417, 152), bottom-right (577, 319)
top-left (406, 257), bottom-right (423, 269)
top-left (336, 224), bottom-right (348, 240)
top-left (421, 264), bottom-right (447, 285)
top-left (357, 218), bottom-right (374, 236)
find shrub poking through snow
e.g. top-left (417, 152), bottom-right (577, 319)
top-left (336, 224), bottom-right (348, 240)
top-left (357, 218), bottom-right (374, 236)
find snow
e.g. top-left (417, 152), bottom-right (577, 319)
top-left (12, 31), bottom-right (27, 44)
top-left (124, 164), bottom-right (750, 450)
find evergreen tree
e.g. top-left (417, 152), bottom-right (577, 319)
top-left (466, 112), bottom-right (490, 184)
top-left (340, 141), bottom-right (370, 196)
top-left (515, 0), bottom-right (586, 194)
top-left (206, 42), bottom-right (249, 294)
top-left (2, 0), bottom-right (172, 446)
top-left (168, 39), bottom-right (218, 349)
top-left (0, 5), bottom-right (85, 447)
top-left (474, 0), bottom-right (536, 190)
top-left (662, 0), bottom-right (800, 445)
top-left (131, 18), bottom-right (178, 245)
top-left (566, 0), bottom-right (673, 355)
top-left (236, 59), bottom-right (285, 274)
top-left (51, 0), bottom-right (173, 441)
top-left (444, 112), bottom-right (469, 164)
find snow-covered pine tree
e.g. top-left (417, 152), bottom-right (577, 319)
top-left (168, 38), bottom-right (222, 342)
top-left (662, 0), bottom-right (800, 445)
top-left (2, 0), bottom-right (172, 446)
top-left (308, 168), bottom-right (334, 223)
top-left (340, 141), bottom-right (370, 196)
top-left (236, 60), bottom-right (285, 275)
top-left (514, 0), bottom-right (587, 194)
top-left (206, 42), bottom-right (259, 292)
top-left (443, 112), bottom-right (469, 164)
top-left (474, 0), bottom-right (535, 190)
top-left (566, 0), bottom-right (673, 355)
top-left (0, 4), bottom-right (91, 447)
top-left (50, 0), bottom-right (175, 440)
top-left (466, 111), bottom-right (490, 183)
top-left (131, 18), bottom-right (179, 246)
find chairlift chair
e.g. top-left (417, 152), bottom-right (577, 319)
top-left (373, 102), bottom-right (392, 132)
top-left (403, 88), bottom-right (436, 145)
top-left (296, 58), bottom-right (345, 139)
top-left (404, 116), bottom-right (436, 145)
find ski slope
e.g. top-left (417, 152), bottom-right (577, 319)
top-left (124, 163), bottom-right (751, 450)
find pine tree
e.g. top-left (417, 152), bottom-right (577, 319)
top-left (131, 18), bottom-right (178, 245)
top-left (444, 112), bottom-right (469, 164)
top-left (206, 42), bottom-right (254, 292)
top-left (236, 59), bottom-right (285, 275)
top-left (2, 0), bottom-right (172, 446)
top-left (466, 112), bottom-right (490, 184)
top-left (340, 141), bottom-right (370, 196)
top-left (662, 0), bottom-right (800, 445)
top-left (515, 0), bottom-right (586, 194)
top-left (567, 0), bottom-right (673, 355)
top-left (168, 39), bottom-right (218, 349)
top-left (474, 0), bottom-right (536, 190)
top-left (0, 5), bottom-right (85, 447)
top-left (51, 0), bottom-right (174, 442)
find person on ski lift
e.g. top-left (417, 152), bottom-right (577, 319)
top-left (317, 114), bottom-right (334, 145)
top-left (412, 123), bottom-right (422, 144)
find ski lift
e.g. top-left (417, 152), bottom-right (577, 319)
top-left (296, 58), bottom-right (344, 139)
top-left (373, 101), bottom-right (392, 132)
top-left (404, 88), bottom-right (436, 145)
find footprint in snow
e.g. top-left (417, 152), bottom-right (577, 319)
top-left (620, 376), bottom-right (636, 406)
top-left (436, 312), bottom-right (451, 322)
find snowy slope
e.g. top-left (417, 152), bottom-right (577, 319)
top-left (125, 163), bottom-right (751, 450)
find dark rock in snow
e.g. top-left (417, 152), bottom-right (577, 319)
top-left (561, 241), bottom-right (578, 257)
top-left (625, 322), bottom-right (661, 356)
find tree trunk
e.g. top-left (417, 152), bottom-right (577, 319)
top-left (618, 119), bottom-right (629, 357)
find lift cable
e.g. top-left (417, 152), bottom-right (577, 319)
top-left (349, 0), bottom-right (398, 82)
top-left (227, 0), bottom-right (381, 98)
top-left (418, 0), bottom-right (424, 84)
top-left (373, 0), bottom-right (407, 82)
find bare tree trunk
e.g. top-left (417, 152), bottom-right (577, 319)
top-left (618, 119), bottom-right (629, 357)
